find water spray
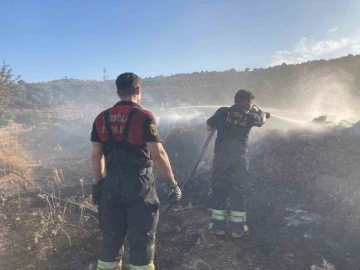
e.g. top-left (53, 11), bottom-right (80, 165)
top-left (271, 114), bottom-right (310, 126)
top-left (170, 105), bottom-right (227, 110)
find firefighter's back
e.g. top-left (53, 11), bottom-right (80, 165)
top-left (92, 101), bottom-right (160, 205)
top-left (212, 105), bottom-right (254, 164)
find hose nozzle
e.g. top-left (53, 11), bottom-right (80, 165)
top-left (251, 105), bottom-right (270, 119)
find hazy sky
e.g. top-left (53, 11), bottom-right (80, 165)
top-left (1, 0), bottom-right (360, 82)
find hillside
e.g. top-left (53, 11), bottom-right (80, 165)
top-left (8, 54), bottom-right (360, 115)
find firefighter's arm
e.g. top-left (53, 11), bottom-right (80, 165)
top-left (206, 114), bottom-right (217, 131)
top-left (206, 107), bottom-right (224, 131)
top-left (147, 142), bottom-right (178, 187)
top-left (91, 142), bottom-right (105, 184)
top-left (143, 112), bottom-right (178, 187)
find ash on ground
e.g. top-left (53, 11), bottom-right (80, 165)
top-left (157, 116), bottom-right (360, 270)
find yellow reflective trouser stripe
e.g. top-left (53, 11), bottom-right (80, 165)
top-left (229, 211), bottom-right (246, 223)
top-left (129, 261), bottom-right (155, 270)
top-left (212, 209), bottom-right (226, 221)
top-left (97, 260), bottom-right (121, 270)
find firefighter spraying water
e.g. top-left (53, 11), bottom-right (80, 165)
top-left (157, 90), bottom-right (272, 236)
top-left (206, 90), bottom-right (270, 238)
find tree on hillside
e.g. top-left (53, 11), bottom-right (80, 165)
top-left (0, 61), bottom-right (21, 111)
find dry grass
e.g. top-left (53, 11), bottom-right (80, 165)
top-left (0, 134), bottom-right (30, 176)
top-left (34, 169), bottom-right (93, 252)
top-left (0, 130), bottom-right (93, 252)
top-left (0, 175), bottom-right (99, 269)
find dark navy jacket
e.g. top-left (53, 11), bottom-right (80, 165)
top-left (207, 104), bottom-right (264, 164)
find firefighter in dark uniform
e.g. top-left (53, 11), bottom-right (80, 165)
top-left (206, 90), bottom-right (268, 238)
top-left (91, 72), bottom-right (182, 270)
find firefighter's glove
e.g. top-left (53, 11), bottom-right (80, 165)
top-left (167, 185), bottom-right (182, 204)
top-left (249, 107), bottom-right (257, 114)
top-left (92, 179), bottom-right (104, 205)
top-left (255, 109), bottom-right (266, 119)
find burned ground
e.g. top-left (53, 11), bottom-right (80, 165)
top-left (1, 116), bottom-right (360, 269)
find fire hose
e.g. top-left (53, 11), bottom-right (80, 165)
top-left (159, 128), bottom-right (216, 217)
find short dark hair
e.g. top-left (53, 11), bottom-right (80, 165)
top-left (115, 72), bottom-right (141, 96)
top-left (234, 89), bottom-right (255, 104)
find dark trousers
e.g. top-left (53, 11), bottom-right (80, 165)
top-left (98, 165), bottom-right (159, 267)
top-left (211, 155), bottom-right (249, 233)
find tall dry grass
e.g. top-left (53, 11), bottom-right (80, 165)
top-left (0, 133), bottom-right (29, 177)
